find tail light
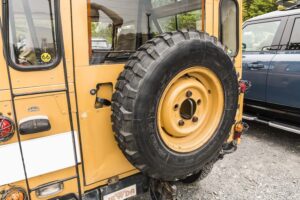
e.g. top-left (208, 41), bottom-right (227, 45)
top-left (1, 187), bottom-right (27, 200)
top-left (0, 116), bottom-right (15, 142)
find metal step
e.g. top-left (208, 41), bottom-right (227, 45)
top-left (269, 121), bottom-right (300, 134)
top-left (242, 114), bottom-right (257, 121)
top-left (243, 114), bottom-right (300, 134)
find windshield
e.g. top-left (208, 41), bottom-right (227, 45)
top-left (88, 0), bottom-right (203, 64)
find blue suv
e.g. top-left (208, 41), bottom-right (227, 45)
top-left (242, 6), bottom-right (300, 134)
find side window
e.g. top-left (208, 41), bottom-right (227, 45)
top-left (5, 0), bottom-right (59, 69)
top-left (242, 21), bottom-right (281, 52)
top-left (287, 18), bottom-right (300, 50)
top-left (220, 0), bottom-right (239, 56)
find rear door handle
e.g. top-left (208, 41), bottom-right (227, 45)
top-left (247, 62), bottom-right (265, 70)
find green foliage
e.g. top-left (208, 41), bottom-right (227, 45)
top-left (161, 10), bottom-right (201, 32)
top-left (177, 11), bottom-right (201, 30)
top-left (243, 0), bottom-right (300, 21)
top-left (91, 22), bottom-right (112, 43)
top-left (243, 0), bottom-right (278, 21)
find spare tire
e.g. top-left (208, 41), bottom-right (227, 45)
top-left (112, 31), bottom-right (238, 181)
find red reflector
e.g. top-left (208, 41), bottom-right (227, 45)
top-left (239, 80), bottom-right (251, 93)
top-left (234, 132), bottom-right (242, 140)
top-left (0, 116), bottom-right (15, 142)
top-left (240, 82), bottom-right (247, 93)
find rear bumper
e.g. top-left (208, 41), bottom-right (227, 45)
top-left (50, 174), bottom-right (149, 200)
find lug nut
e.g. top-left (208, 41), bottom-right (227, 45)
top-left (192, 116), bottom-right (198, 123)
top-left (178, 120), bottom-right (185, 126)
top-left (186, 91), bottom-right (192, 98)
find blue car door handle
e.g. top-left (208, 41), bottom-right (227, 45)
top-left (247, 62), bottom-right (265, 69)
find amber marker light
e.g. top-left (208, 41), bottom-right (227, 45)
top-left (235, 123), bottom-right (244, 133)
top-left (234, 122), bottom-right (249, 140)
top-left (1, 187), bottom-right (27, 200)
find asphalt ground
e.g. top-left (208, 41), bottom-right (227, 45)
top-left (134, 121), bottom-right (300, 200)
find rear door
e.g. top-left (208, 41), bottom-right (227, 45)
top-left (72, 0), bottom-right (204, 185)
top-left (242, 18), bottom-right (287, 102)
top-left (1, 0), bottom-right (81, 194)
top-left (266, 15), bottom-right (300, 109)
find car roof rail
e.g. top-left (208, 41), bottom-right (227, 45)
top-left (286, 2), bottom-right (300, 10)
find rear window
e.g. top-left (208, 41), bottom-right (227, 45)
top-left (87, 0), bottom-right (203, 65)
top-left (220, 0), bottom-right (239, 57)
top-left (242, 21), bottom-right (281, 52)
top-left (4, 0), bottom-right (60, 70)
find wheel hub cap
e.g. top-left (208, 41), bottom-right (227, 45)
top-left (158, 67), bottom-right (224, 153)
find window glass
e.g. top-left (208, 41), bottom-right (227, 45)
top-left (288, 18), bottom-right (300, 50)
top-left (88, 0), bottom-right (203, 65)
top-left (151, 0), bottom-right (176, 8)
top-left (178, 10), bottom-right (202, 30)
top-left (242, 21), bottom-right (281, 52)
top-left (158, 10), bottom-right (202, 32)
top-left (8, 0), bottom-right (58, 68)
top-left (158, 16), bottom-right (176, 32)
top-left (220, 0), bottom-right (238, 56)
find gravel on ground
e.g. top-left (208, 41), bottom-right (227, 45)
top-left (134, 122), bottom-right (300, 200)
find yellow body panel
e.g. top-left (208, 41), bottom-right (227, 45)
top-left (75, 65), bottom-right (136, 185)
top-left (0, 0), bottom-right (244, 198)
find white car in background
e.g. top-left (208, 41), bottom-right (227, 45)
top-left (92, 38), bottom-right (111, 50)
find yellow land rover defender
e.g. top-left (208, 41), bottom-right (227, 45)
top-left (0, 0), bottom-right (246, 199)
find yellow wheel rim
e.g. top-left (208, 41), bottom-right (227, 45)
top-left (157, 67), bottom-right (224, 153)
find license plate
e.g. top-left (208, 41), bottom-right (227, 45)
top-left (103, 185), bottom-right (137, 200)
